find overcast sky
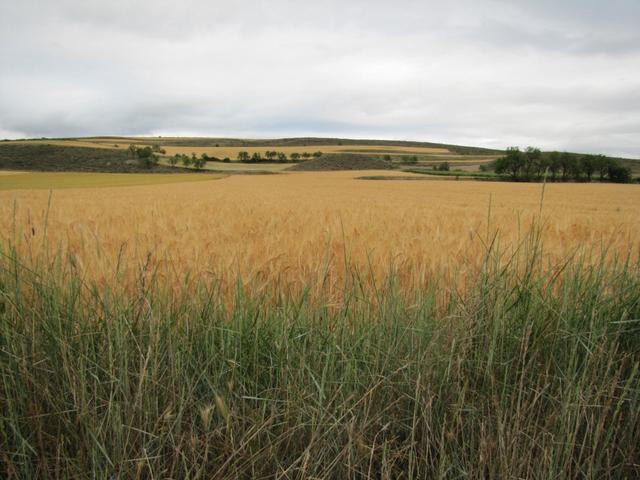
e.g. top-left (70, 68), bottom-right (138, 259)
top-left (1, 0), bottom-right (639, 157)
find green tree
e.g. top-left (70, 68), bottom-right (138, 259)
top-left (135, 146), bottom-right (158, 169)
top-left (182, 154), bottom-right (192, 167)
top-left (493, 147), bottom-right (523, 179)
top-left (277, 152), bottom-right (288, 163)
top-left (193, 157), bottom-right (206, 170)
top-left (593, 155), bottom-right (610, 181)
top-left (312, 151), bottom-right (323, 158)
top-left (237, 151), bottom-right (250, 162)
top-left (580, 155), bottom-right (596, 181)
top-left (607, 162), bottom-right (632, 183)
top-left (524, 147), bottom-right (542, 179)
top-left (559, 152), bottom-right (574, 181)
top-left (127, 144), bottom-right (137, 158)
top-left (251, 152), bottom-right (262, 163)
top-left (547, 152), bottom-right (560, 179)
top-left (290, 153), bottom-right (301, 162)
top-left (169, 155), bottom-right (179, 167)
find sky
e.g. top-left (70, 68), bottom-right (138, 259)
top-left (1, 0), bottom-right (639, 157)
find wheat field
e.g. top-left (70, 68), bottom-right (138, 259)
top-left (2, 170), bottom-right (640, 478)
top-left (7, 139), bottom-right (451, 157)
top-left (1, 170), bottom-right (638, 299)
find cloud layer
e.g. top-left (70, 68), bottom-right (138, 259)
top-left (1, 0), bottom-right (639, 156)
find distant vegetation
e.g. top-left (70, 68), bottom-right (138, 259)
top-left (287, 153), bottom-right (393, 171)
top-left (168, 153), bottom-right (207, 170)
top-left (236, 150), bottom-right (322, 163)
top-left (0, 144), bottom-right (183, 173)
top-left (102, 136), bottom-right (502, 155)
top-left (491, 147), bottom-right (633, 183)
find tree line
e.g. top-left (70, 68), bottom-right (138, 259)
top-left (165, 150), bottom-right (325, 169)
top-left (168, 153), bottom-right (207, 170)
top-left (490, 147), bottom-right (633, 183)
top-left (236, 150), bottom-right (323, 163)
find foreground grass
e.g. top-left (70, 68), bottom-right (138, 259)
top-left (0, 232), bottom-right (639, 478)
top-left (0, 172), bottom-right (225, 190)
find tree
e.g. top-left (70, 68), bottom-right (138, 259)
top-left (251, 152), bottom-right (262, 163)
top-left (312, 151), bottom-right (323, 158)
top-left (135, 146), bottom-right (158, 169)
top-left (265, 150), bottom-right (277, 161)
top-left (193, 157), bottom-right (206, 170)
top-left (277, 152), bottom-right (288, 163)
top-left (406, 156), bottom-right (418, 164)
top-left (593, 155), bottom-right (610, 181)
top-left (127, 144), bottom-right (137, 158)
top-left (523, 147), bottom-right (542, 180)
top-left (436, 161), bottom-right (450, 171)
top-left (559, 152), bottom-right (574, 181)
top-left (169, 155), bottom-right (179, 166)
top-left (290, 153), bottom-right (301, 162)
top-left (182, 154), bottom-right (192, 167)
top-left (607, 163), bottom-right (632, 183)
top-left (570, 156), bottom-right (583, 181)
top-left (237, 151), bottom-right (250, 162)
top-left (493, 147), bottom-right (523, 179)
top-left (547, 152), bottom-right (560, 179)
top-left (580, 154), bottom-right (596, 181)
top-left (302, 152), bottom-right (311, 159)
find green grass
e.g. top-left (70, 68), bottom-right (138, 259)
top-left (0, 172), bottom-right (225, 190)
top-left (0, 225), bottom-right (639, 478)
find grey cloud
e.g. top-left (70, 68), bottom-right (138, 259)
top-left (1, 0), bottom-right (639, 157)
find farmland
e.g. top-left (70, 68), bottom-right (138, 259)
top-left (2, 170), bottom-right (638, 289)
top-left (0, 171), bottom-right (225, 190)
top-left (1, 159), bottom-right (639, 478)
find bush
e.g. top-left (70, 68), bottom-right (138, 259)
top-left (607, 163), bottom-right (632, 183)
top-left (135, 146), bottom-right (158, 169)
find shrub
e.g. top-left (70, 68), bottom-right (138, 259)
top-left (607, 163), bottom-right (632, 183)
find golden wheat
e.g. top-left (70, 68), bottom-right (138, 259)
top-left (1, 171), bottom-right (638, 299)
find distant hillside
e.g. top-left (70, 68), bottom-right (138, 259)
top-left (287, 153), bottom-right (394, 171)
top-left (0, 144), bottom-right (182, 173)
top-left (66, 136), bottom-right (505, 155)
top-left (5, 137), bottom-right (639, 174)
